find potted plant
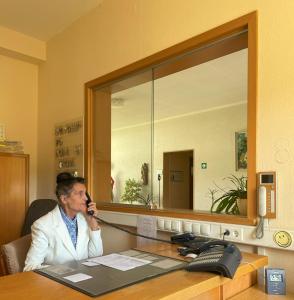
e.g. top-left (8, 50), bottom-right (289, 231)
top-left (210, 175), bottom-right (247, 215)
top-left (121, 178), bottom-right (156, 208)
top-left (121, 178), bottom-right (142, 204)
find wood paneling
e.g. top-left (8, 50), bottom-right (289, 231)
top-left (222, 271), bottom-right (257, 299)
top-left (0, 153), bottom-right (29, 245)
top-left (92, 90), bottom-right (111, 201)
top-left (229, 284), bottom-right (294, 300)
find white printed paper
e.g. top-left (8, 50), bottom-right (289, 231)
top-left (63, 273), bottom-right (92, 282)
top-left (87, 253), bottom-right (151, 271)
top-left (82, 261), bottom-right (100, 267)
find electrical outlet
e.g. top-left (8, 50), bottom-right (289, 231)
top-left (221, 225), bottom-right (243, 242)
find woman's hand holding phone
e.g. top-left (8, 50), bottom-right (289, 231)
top-left (85, 193), bottom-right (100, 231)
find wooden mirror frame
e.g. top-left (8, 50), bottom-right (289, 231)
top-left (85, 12), bottom-right (257, 225)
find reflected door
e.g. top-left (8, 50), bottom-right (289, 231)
top-left (163, 150), bottom-right (193, 209)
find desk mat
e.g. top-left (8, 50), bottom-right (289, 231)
top-left (35, 249), bottom-right (188, 297)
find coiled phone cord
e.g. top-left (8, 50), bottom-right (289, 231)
top-left (255, 216), bottom-right (264, 239)
top-left (92, 215), bottom-right (173, 244)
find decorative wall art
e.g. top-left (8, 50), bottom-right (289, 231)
top-left (55, 118), bottom-right (83, 177)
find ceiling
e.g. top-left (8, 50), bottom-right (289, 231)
top-left (111, 49), bottom-right (248, 130)
top-left (0, 0), bottom-right (103, 41)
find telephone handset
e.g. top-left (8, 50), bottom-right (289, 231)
top-left (185, 240), bottom-right (242, 278)
top-left (85, 192), bottom-right (94, 215)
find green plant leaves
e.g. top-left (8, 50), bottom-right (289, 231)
top-left (210, 175), bottom-right (247, 215)
top-left (121, 178), bottom-right (151, 206)
top-left (121, 178), bottom-right (142, 204)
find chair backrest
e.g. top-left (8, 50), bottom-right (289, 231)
top-left (0, 234), bottom-right (31, 274)
top-left (21, 199), bottom-right (58, 236)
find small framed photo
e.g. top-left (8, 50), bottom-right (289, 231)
top-left (235, 130), bottom-right (247, 171)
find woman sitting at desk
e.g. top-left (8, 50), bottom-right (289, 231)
top-left (24, 172), bottom-right (103, 271)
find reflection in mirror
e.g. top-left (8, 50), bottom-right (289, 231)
top-left (93, 70), bottom-right (153, 205)
top-left (91, 28), bottom-right (251, 217)
top-left (153, 48), bottom-right (247, 213)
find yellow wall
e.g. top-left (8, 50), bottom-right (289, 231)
top-left (0, 54), bottom-right (38, 202)
top-left (36, 0), bottom-right (294, 290)
top-left (38, 0), bottom-right (294, 226)
top-left (0, 25), bottom-right (46, 63)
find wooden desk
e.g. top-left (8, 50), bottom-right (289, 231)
top-left (0, 243), bottom-right (268, 300)
top-left (229, 285), bottom-right (294, 300)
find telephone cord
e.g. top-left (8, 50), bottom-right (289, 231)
top-left (92, 215), bottom-right (173, 244)
top-left (255, 216), bottom-right (264, 239)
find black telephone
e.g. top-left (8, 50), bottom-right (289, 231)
top-left (85, 192), bottom-right (94, 215)
top-left (171, 232), bottom-right (214, 253)
top-left (185, 240), bottom-right (242, 278)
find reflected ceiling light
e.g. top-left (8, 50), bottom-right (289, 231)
top-left (111, 97), bottom-right (125, 108)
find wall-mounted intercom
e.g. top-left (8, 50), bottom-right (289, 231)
top-left (257, 172), bottom-right (276, 219)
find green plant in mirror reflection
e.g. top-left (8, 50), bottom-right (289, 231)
top-left (138, 193), bottom-right (153, 207)
top-left (121, 178), bottom-right (152, 207)
top-left (121, 178), bottom-right (142, 204)
top-left (210, 175), bottom-right (247, 215)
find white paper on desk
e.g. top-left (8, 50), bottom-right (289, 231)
top-left (63, 273), bottom-right (92, 282)
top-left (82, 261), bottom-right (100, 267)
top-left (87, 253), bottom-right (151, 271)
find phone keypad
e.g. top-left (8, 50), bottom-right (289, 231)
top-left (191, 251), bottom-right (223, 264)
top-left (190, 258), bottom-right (220, 265)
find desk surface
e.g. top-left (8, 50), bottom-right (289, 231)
top-left (229, 285), bottom-right (294, 300)
top-left (0, 243), bottom-right (268, 300)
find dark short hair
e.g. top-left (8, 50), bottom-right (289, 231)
top-left (55, 172), bottom-right (85, 200)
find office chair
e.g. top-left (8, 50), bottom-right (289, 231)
top-left (21, 199), bottom-right (58, 236)
top-left (0, 234), bottom-right (31, 275)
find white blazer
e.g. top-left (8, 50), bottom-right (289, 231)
top-left (24, 205), bottom-right (103, 271)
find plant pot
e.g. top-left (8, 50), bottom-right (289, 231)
top-left (237, 198), bottom-right (247, 216)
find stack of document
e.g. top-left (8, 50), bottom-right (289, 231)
top-left (0, 140), bottom-right (23, 153)
top-left (87, 253), bottom-right (151, 271)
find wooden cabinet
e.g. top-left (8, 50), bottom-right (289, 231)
top-left (0, 153), bottom-right (29, 245)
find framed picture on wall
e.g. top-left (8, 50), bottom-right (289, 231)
top-left (235, 130), bottom-right (247, 171)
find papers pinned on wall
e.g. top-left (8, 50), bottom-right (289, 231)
top-left (137, 215), bottom-right (157, 246)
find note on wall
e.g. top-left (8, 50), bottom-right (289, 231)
top-left (137, 215), bottom-right (157, 246)
top-left (55, 118), bottom-right (83, 177)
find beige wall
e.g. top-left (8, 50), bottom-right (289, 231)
top-left (0, 54), bottom-right (38, 202)
top-left (0, 25), bottom-right (46, 63)
top-left (36, 0), bottom-right (294, 291)
top-left (153, 104), bottom-right (247, 211)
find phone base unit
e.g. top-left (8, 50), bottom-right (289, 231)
top-left (185, 240), bottom-right (242, 279)
top-left (265, 268), bottom-right (286, 295)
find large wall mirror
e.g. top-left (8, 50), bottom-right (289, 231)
top-left (85, 12), bottom-right (257, 225)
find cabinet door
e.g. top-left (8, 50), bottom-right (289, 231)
top-left (0, 153), bottom-right (29, 244)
